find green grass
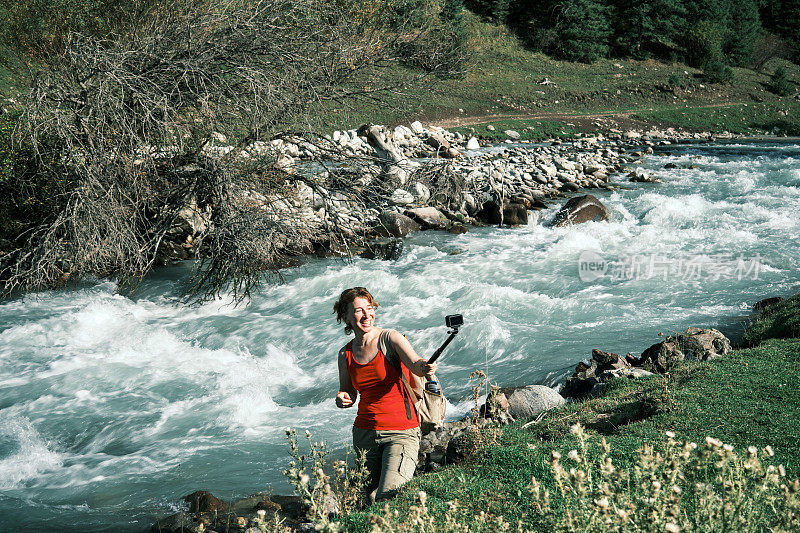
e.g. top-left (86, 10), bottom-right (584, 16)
top-left (633, 101), bottom-right (800, 136)
top-left (451, 118), bottom-right (585, 141)
top-left (341, 333), bottom-right (800, 530)
top-left (745, 293), bottom-right (800, 346)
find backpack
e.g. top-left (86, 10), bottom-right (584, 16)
top-left (379, 329), bottom-right (446, 435)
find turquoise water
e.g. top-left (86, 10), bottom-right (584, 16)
top-left (1, 141), bottom-right (799, 531)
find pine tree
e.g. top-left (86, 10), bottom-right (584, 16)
top-left (554, 0), bottom-right (612, 62)
top-left (724, 0), bottom-right (760, 66)
top-left (612, 0), bottom-right (686, 58)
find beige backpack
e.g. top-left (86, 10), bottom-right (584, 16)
top-left (379, 329), bottom-right (446, 435)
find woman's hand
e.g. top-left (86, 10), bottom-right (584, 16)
top-left (336, 391), bottom-right (354, 408)
top-left (418, 360), bottom-right (437, 378)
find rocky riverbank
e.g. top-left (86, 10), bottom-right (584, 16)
top-left (160, 121), bottom-right (725, 264)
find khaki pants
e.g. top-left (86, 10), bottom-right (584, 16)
top-left (352, 426), bottom-right (421, 502)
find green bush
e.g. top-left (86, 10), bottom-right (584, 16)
top-left (667, 73), bottom-right (683, 87)
top-left (703, 60), bottom-right (734, 83)
top-left (770, 66), bottom-right (794, 96)
top-left (680, 20), bottom-right (725, 69)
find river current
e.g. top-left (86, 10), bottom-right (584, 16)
top-left (1, 140), bottom-right (799, 531)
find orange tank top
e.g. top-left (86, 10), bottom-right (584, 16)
top-left (345, 340), bottom-right (419, 431)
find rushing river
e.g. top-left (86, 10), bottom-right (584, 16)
top-left (1, 140), bottom-right (799, 531)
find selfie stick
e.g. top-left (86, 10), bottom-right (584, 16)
top-left (427, 323), bottom-right (460, 365)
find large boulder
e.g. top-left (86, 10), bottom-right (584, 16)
top-left (499, 385), bottom-right (565, 420)
top-left (373, 210), bottom-right (420, 238)
top-left (183, 491), bottom-right (229, 513)
top-left (548, 194), bottom-right (609, 227)
top-left (679, 327), bottom-right (731, 360)
top-left (639, 328), bottom-right (731, 372)
top-left (404, 207), bottom-right (447, 229)
top-left (476, 201), bottom-right (528, 226)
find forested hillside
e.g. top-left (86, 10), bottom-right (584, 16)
top-left (466, 0), bottom-right (800, 70)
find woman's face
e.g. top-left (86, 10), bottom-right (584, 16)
top-left (347, 296), bottom-right (375, 335)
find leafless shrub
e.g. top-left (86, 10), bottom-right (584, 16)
top-left (1, 0), bottom-right (465, 301)
top-left (751, 32), bottom-right (793, 72)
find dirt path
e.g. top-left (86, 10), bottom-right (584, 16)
top-left (429, 102), bottom-right (747, 130)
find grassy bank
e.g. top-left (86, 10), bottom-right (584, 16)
top-left (309, 15), bottom-right (800, 137)
top-left (339, 299), bottom-right (800, 531)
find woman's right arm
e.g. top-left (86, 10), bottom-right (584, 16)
top-left (336, 347), bottom-right (357, 408)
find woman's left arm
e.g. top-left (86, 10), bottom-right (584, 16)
top-left (388, 330), bottom-right (437, 377)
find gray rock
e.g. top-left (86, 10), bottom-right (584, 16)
top-left (466, 137), bottom-right (480, 150)
top-left (486, 125), bottom-right (495, 131)
top-left (476, 201), bottom-right (528, 226)
top-left (405, 207), bottom-right (446, 229)
top-left (504, 130), bottom-right (521, 140)
top-left (410, 121), bottom-right (425, 135)
top-left (373, 211), bottom-right (420, 238)
top-left (548, 194), bottom-right (609, 227)
top-left (413, 182), bottom-right (431, 204)
top-left (500, 385), bottom-right (565, 420)
top-left (390, 189), bottom-right (414, 205)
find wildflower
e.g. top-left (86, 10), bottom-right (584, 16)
top-left (652, 481), bottom-right (662, 490)
top-left (723, 444), bottom-right (734, 452)
top-left (748, 446), bottom-right (758, 456)
top-left (568, 449), bottom-right (579, 461)
top-left (594, 497), bottom-right (610, 509)
top-left (705, 436), bottom-right (722, 448)
top-left (257, 509), bottom-right (266, 519)
top-left (570, 424), bottom-right (582, 435)
top-left (665, 523), bottom-right (681, 533)
top-left (672, 485), bottom-right (682, 494)
top-left (665, 431), bottom-right (675, 438)
top-left (418, 491), bottom-right (427, 505)
top-left (779, 465), bottom-right (786, 477)
top-left (300, 474), bottom-right (310, 485)
top-left (305, 430), bottom-right (312, 438)
top-left (765, 445), bottom-right (775, 457)
top-left (551, 451), bottom-right (561, 461)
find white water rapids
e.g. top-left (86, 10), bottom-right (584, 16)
top-left (1, 140), bottom-right (799, 531)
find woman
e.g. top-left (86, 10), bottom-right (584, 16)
top-left (333, 287), bottom-right (437, 502)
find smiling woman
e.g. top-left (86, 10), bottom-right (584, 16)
top-left (332, 287), bottom-right (437, 502)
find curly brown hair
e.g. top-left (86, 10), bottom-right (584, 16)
top-left (333, 287), bottom-right (379, 335)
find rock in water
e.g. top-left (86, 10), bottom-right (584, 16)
top-left (548, 194), bottom-right (609, 227)
top-left (466, 137), bottom-right (480, 150)
top-left (476, 201), bottom-right (528, 226)
top-left (499, 385), bottom-right (565, 420)
top-left (362, 239), bottom-right (404, 261)
top-left (183, 491), bottom-right (228, 513)
top-left (373, 211), bottom-right (420, 238)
